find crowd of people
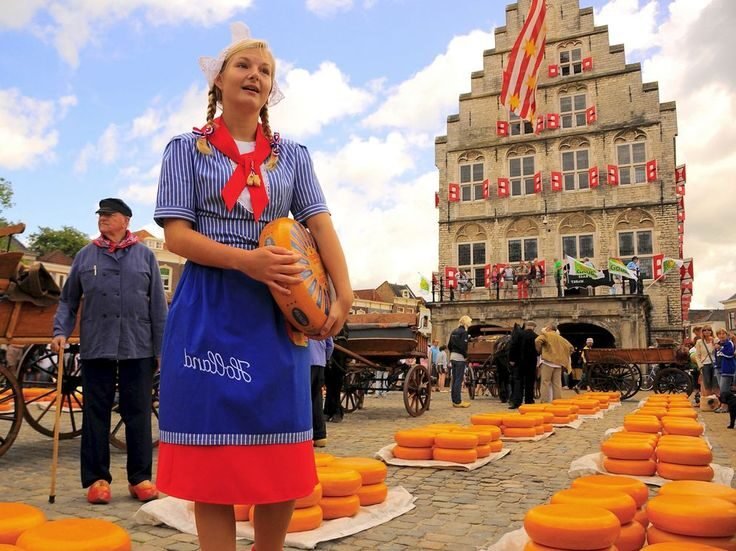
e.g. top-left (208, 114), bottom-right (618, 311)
top-left (688, 324), bottom-right (736, 424)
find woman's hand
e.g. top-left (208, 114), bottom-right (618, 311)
top-left (316, 296), bottom-right (351, 339)
top-left (240, 246), bottom-right (304, 295)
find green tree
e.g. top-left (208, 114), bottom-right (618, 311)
top-left (28, 226), bottom-right (90, 258)
top-left (0, 177), bottom-right (14, 226)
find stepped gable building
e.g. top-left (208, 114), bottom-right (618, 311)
top-left (430, 0), bottom-right (683, 349)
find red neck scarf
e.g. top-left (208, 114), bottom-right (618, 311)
top-left (93, 230), bottom-right (139, 253)
top-left (204, 117), bottom-right (272, 221)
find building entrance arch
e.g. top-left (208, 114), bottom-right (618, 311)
top-left (559, 322), bottom-right (615, 349)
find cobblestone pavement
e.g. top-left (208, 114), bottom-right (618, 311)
top-left (1, 389), bottom-right (734, 550)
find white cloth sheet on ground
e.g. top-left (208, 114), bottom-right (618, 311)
top-left (133, 486), bottom-right (416, 550)
top-left (480, 527), bottom-right (529, 551)
top-left (500, 429), bottom-right (555, 442)
top-left (553, 418), bottom-right (584, 429)
top-left (568, 452), bottom-right (734, 486)
top-left (375, 444), bottom-right (511, 470)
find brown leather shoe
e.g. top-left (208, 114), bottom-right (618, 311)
top-left (87, 480), bottom-right (111, 505)
top-left (128, 480), bottom-right (159, 502)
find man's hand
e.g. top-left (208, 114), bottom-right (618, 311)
top-left (50, 336), bottom-right (67, 353)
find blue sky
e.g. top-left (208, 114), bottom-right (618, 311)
top-left (1, 0), bottom-right (733, 308)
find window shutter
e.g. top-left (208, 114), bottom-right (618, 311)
top-left (496, 120), bottom-right (509, 137)
top-left (582, 56), bottom-right (593, 71)
top-left (607, 165), bottom-right (619, 186)
top-left (589, 166), bottom-right (599, 188)
top-left (497, 177), bottom-right (509, 198)
top-left (535, 115), bottom-right (545, 135)
top-left (548, 64), bottom-right (559, 77)
top-left (652, 254), bottom-right (664, 280)
top-left (646, 159), bottom-right (658, 182)
top-left (675, 164), bottom-right (686, 183)
top-left (448, 183), bottom-right (460, 202)
top-left (533, 171), bottom-right (543, 193)
top-left (585, 105), bottom-right (597, 125)
top-left (482, 178), bottom-right (490, 199)
top-left (551, 171), bottom-right (563, 192)
top-left (484, 264), bottom-right (492, 288)
top-left (434, 191), bottom-right (440, 208)
top-left (546, 113), bottom-right (560, 129)
top-left (444, 266), bottom-right (458, 289)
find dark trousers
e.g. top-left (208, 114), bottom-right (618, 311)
top-left (555, 276), bottom-right (562, 297)
top-left (81, 357), bottom-right (155, 488)
top-left (324, 357), bottom-right (345, 420)
top-left (310, 365), bottom-right (327, 440)
top-left (450, 360), bottom-right (466, 404)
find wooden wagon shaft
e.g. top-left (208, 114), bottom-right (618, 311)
top-left (333, 343), bottom-right (382, 370)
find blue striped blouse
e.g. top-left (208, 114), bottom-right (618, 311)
top-left (155, 133), bottom-right (329, 249)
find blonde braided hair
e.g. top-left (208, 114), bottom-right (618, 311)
top-left (195, 87), bottom-right (218, 155)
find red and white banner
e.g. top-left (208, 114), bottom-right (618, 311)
top-left (652, 253), bottom-right (665, 280)
top-left (646, 160), bottom-right (658, 182)
top-left (589, 166), bottom-right (599, 188)
top-left (676, 182), bottom-right (685, 197)
top-left (607, 165), bottom-right (619, 186)
top-left (434, 192), bottom-right (439, 208)
top-left (582, 56), bottom-right (593, 71)
top-left (551, 171), bottom-right (563, 192)
top-left (448, 183), bottom-right (460, 202)
top-left (675, 164), bottom-right (686, 184)
top-left (498, 177), bottom-right (510, 198)
top-left (586, 105), bottom-right (597, 125)
top-left (500, 0), bottom-right (547, 121)
top-left (445, 266), bottom-right (458, 289)
top-left (535, 115), bottom-right (544, 134)
top-left (484, 264), bottom-right (492, 288)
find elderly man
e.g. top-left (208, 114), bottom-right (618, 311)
top-left (535, 324), bottom-right (574, 402)
top-left (52, 198), bottom-right (168, 505)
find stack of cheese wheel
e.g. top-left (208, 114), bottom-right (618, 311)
top-left (570, 398), bottom-right (601, 416)
top-left (544, 404), bottom-right (578, 425)
top-left (452, 425), bottom-right (502, 457)
top-left (646, 494), bottom-right (736, 548)
top-left (315, 452), bottom-right (335, 467)
top-left (432, 431), bottom-right (478, 463)
top-left (645, 544), bottom-right (724, 550)
top-left (582, 392), bottom-right (612, 410)
top-left (392, 429), bottom-right (435, 460)
top-left (317, 466), bottom-right (362, 520)
top-left (330, 457), bottom-right (388, 506)
top-left (601, 431), bottom-right (657, 477)
top-left (0, 503), bottom-right (45, 544)
top-left (524, 503), bottom-right (620, 550)
top-left (519, 409), bottom-right (555, 433)
top-left (550, 488), bottom-right (644, 551)
top-left (469, 413), bottom-right (504, 428)
top-left (572, 474), bottom-right (650, 529)
top-left (623, 413), bottom-right (661, 435)
top-left (500, 413), bottom-right (540, 438)
top-left (15, 518), bottom-right (131, 551)
top-left (656, 433), bottom-right (713, 481)
top-left (240, 484), bottom-right (324, 532)
top-left (661, 415), bottom-right (705, 437)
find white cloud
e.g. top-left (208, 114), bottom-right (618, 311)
top-left (0, 89), bottom-right (75, 170)
top-left (271, 61), bottom-right (374, 139)
top-left (363, 29), bottom-right (494, 132)
top-left (74, 123), bottom-right (120, 173)
top-left (594, 0), bottom-right (659, 53)
top-left (16, 0), bottom-right (255, 67)
top-left (305, 0), bottom-right (354, 17)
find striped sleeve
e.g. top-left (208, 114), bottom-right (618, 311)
top-left (289, 144), bottom-right (329, 223)
top-left (154, 135), bottom-right (197, 227)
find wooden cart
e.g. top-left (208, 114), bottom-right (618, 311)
top-left (337, 313), bottom-right (431, 417)
top-left (465, 327), bottom-right (513, 400)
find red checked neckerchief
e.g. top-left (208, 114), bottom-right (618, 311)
top-left (199, 117), bottom-right (272, 221)
top-left (93, 230), bottom-right (139, 253)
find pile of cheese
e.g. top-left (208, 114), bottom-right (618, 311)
top-left (392, 423), bottom-right (503, 464)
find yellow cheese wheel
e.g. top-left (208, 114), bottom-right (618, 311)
top-left (330, 457), bottom-right (387, 485)
top-left (571, 399), bottom-right (599, 408)
top-left (488, 440), bottom-right (503, 453)
top-left (394, 430), bottom-right (435, 448)
top-left (571, 475), bottom-right (649, 508)
top-left (287, 505), bottom-right (323, 533)
top-left (391, 445), bottom-right (433, 461)
top-left (16, 519), bottom-right (131, 551)
top-left (470, 414), bottom-right (505, 426)
top-left (503, 427), bottom-right (538, 438)
top-left (432, 447), bottom-right (478, 464)
top-left (665, 409), bottom-right (698, 419)
top-left (645, 525), bottom-right (736, 550)
top-left (421, 423), bottom-right (463, 431)
top-left (294, 483), bottom-right (322, 509)
top-left (356, 482), bottom-right (388, 506)
top-left (0, 546), bottom-right (24, 550)
top-left (614, 520), bottom-right (645, 551)
top-left (633, 506), bottom-right (648, 527)
top-left (577, 408), bottom-right (599, 416)
top-left (502, 415), bottom-right (538, 428)
top-left (463, 424), bottom-right (502, 441)
top-left (314, 452), bottom-right (334, 467)
top-left (545, 405), bottom-right (577, 416)
top-left (623, 415), bottom-right (661, 434)
top-left (543, 423), bottom-right (554, 433)
top-left (534, 425), bottom-right (545, 435)
top-left (434, 432), bottom-right (478, 449)
top-left (523, 504), bottom-right (620, 550)
top-left (551, 415), bottom-right (573, 424)
top-left (259, 218), bottom-right (330, 335)
top-left (316, 466), bottom-right (362, 497)
top-left (658, 435), bottom-right (707, 447)
top-left (523, 542), bottom-right (617, 551)
top-left (0, 503), bottom-right (46, 544)
top-left (661, 420), bottom-right (704, 437)
top-left (519, 404), bottom-right (549, 413)
top-left (234, 504), bottom-right (251, 521)
top-left (637, 408), bottom-right (669, 418)
top-left (454, 427), bottom-right (491, 445)
top-left (656, 462), bottom-right (714, 482)
top-left (476, 444), bottom-right (492, 458)
top-left (648, 495), bottom-right (736, 537)
top-left (319, 495), bottom-right (360, 520)
top-left (551, 488), bottom-right (637, 524)
top-left (658, 481), bottom-right (736, 505)
top-left (603, 457), bottom-right (657, 476)
top-left (609, 434), bottom-right (658, 447)
top-left (522, 413), bottom-right (547, 425)
top-left (601, 440), bottom-right (654, 461)
top-left (656, 444), bottom-right (712, 466)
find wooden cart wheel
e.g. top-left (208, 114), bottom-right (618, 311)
top-left (18, 345), bottom-right (84, 439)
top-left (403, 364), bottom-right (431, 417)
top-left (0, 364), bottom-right (23, 457)
top-left (652, 367), bottom-right (693, 396)
top-left (109, 368), bottom-right (160, 451)
top-left (464, 365), bottom-right (476, 400)
top-left (340, 370), bottom-right (364, 414)
top-left (588, 358), bottom-right (641, 401)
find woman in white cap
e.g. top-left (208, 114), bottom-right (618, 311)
top-left (154, 23), bottom-right (352, 551)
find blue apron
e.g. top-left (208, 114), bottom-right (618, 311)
top-left (158, 262), bottom-right (312, 446)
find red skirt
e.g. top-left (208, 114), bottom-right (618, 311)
top-left (156, 441), bottom-right (317, 504)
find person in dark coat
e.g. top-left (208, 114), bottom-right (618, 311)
top-left (324, 325), bottom-right (349, 422)
top-left (508, 321), bottom-right (539, 408)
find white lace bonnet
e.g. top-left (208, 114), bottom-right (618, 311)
top-left (198, 22), bottom-right (285, 107)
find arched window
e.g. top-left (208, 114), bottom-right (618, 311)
top-left (559, 214), bottom-right (597, 260)
top-left (505, 218), bottom-right (540, 262)
top-left (456, 223), bottom-right (488, 288)
top-left (614, 129), bottom-right (648, 185)
top-left (557, 40), bottom-right (584, 77)
top-left (458, 150), bottom-right (485, 202)
top-left (507, 145), bottom-right (536, 197)
top-left (558, 84), bottom-right (588, 129)
top-left (559, 137), bottom-right (591, 191)
top-left (614, 209), bottom-right (655, 279)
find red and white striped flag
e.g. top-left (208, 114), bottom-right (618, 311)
top-left (500, 0), bottom-right (547, 122)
